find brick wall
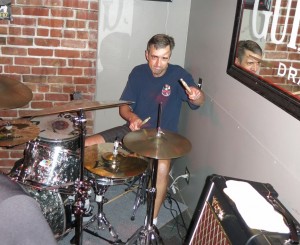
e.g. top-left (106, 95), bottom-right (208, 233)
top-left (0, 0), bottom-right (98, 173)
top-left (259, 0), bottom-right (300, 97)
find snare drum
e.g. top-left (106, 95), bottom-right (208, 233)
top-left (10, 113), bottom-right (81, 187)
top-left (84, 143), bottom-right (149, 186)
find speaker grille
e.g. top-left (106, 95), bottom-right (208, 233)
top-left (190, 201), bottom-right (231, 245)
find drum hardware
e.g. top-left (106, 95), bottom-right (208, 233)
top-left (5, 99), bottom-right (133, 245)
top-left (0, 75), bottom-right (33, 109)
top-left (125, 168), bottom-right (151, 221)
top-left (82, 142), bottom-right (149, 244)
top-left (123, 103), bottom-right (192, 245)
top-left (83, 178), bottom-right (123, 244)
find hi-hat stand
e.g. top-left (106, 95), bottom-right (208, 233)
top-left (125, 158), bottom-right (164, 245)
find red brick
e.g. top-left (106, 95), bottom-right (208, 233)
top-left (0, 110), bottom-right (18, 117)
top-left (69, 59), bottom-right (94, 68)
top-left (55, 49), bottom-right (80, 58)
top-left (74, 77), bottom-right (95, 85)
top-left (35, 38), bottom-right (60, 47)
top-left (63, 0), bottom-right (89, 9)
top-left (66, 20), bottom-right (86, 29)
top-left (2, 47), bottom-right (27, 56)
top-left (5, 65), bottom-right (31, 74)
top-left (48, 76), bottom-right (73, 84)
top-left (37, 28), bottom-right (50, 36)
top-left (0, 26), bottom-right (8, 34)
top-left (23, 75), bottom-right (47, 84)
top-left (15, 57), bottom-right (40, 66)
top-left (63, 30), bottom-right (76, 38)
top-left (23, 7), bottom-right (49, 16)
top-left (22, 27), bottom-right (35, 36)
top-left (32, 67), bottom-right (57, 75)
top-left (31, 101), bottom-right (53, 108)
top-left (9, 27), bottom-right (22, 35)
top-left (44, 0), bottom-right (63, 7)
top-left (7, 37), bottom-right (33, 46)
top-left (61, 39), bottom-right (86, 49)
top-left (45, 93), bottom-right (69, 101)
top-left (28, 48), bottom-right (53, 56)
top-left (38, 18), bottom-right (64, 28)
top-left (50, 29), bottom-right (63, 37)
top-left (0, 57), bottom-right (13, 65)
top-left (51, 8), bottom-right (74, 18)
top-left (10, 17), bottom-right (36, 26)
top-left (58, 67), bottom-right (83, 76)
top-left (41, 58), bottom-right (66, 67)
top-left (77, 11), bottom-right (98, 21)
top-left (84, 67), bottom-right (96, 76)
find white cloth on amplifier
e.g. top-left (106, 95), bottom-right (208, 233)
top-left (223, 180), bottom-right (289, 233)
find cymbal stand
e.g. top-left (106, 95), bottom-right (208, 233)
top-left (73, 109), bottom-right (89, 245)
top-left (125, 158), bottom-right (164, 245)
top-left (126, 167), bottom-right (150, 221)
top-left (83, 179), bottom-right (123, 244)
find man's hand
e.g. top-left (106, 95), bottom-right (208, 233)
top-left (187, 87), bottom-right (205, 106)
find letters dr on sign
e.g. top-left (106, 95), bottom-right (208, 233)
top-left (227, 0), bottom-right (300, 120)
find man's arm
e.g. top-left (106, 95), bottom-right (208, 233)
top-left (119, 105), bottom-right (142, 131)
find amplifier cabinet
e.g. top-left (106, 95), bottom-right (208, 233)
top-left (184, 175), bottom-right (300, 245)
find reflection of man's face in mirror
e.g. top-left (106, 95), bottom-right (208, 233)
top-left (235, 40), bottom-right (263, 74)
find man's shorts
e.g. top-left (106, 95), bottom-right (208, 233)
top-left (99, 124), bottom-right (131, 143)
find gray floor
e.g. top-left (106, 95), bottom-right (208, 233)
top-left (57, 183), bottom-right (191, 245)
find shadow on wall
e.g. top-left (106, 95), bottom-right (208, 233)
top-left (98, 32), bottom-right (132, 100)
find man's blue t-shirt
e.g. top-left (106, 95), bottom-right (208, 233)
top-left (120, 64), bottom-right (199, 132)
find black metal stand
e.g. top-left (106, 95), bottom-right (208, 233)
top-left (125, 167), bottom-right (150, 221)
top-left (73, 109), bottom-right (87, 245)
top-left (126, 159), bottom-right (164, 245)
top-left (83, 179), bottom-right (123, 244)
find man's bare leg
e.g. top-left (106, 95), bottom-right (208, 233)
top-left (85, 134), bottom-right (105, 146)
top-left (153, 159), bottom-right (171, 221)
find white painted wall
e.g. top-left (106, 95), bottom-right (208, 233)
top-left (175, 0), bottom-right (300, 223)
top-left (94, 0), bottom-right (191, 133)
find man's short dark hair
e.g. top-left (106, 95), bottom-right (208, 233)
top-left (147, 34), bottom-right (175, 52)
top-left (236, 40), bottom-right (262, 62)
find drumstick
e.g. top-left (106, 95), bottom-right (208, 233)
top-left (180, 78), bottom-right (192, 94)
top-left (141, 117), bottom-right (151, 126)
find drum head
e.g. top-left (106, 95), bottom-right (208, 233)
top-left (31, 114), bottom-right (79, 141)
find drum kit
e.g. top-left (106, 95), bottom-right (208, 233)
top-left (0, 76), bottom-right (192, 245)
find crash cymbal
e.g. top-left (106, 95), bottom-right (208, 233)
top-left (84, 143), bottom-right (148, 179)
top-left (0, 119), bottom-right (40, 147)
top-left (0, 76), bottom-right (32, 109)
top-left (22, 100), bottom-right (133, 117)
top-left (123, 128), bottom-right (192, 159)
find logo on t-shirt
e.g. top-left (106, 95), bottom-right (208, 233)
top-left (162, 84), bottom-right (171, 97)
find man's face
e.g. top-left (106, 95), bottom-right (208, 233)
top-left (236, 50), bottom-right (262, 74)
top-left (145, 45), bottom-right (171, 77)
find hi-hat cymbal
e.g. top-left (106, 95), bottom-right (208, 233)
top-left (123, 128), bottom-right (192, 159)
top-left (0, 76), bottom-right (33, 109)
top-left (0, 119), bottom-right (40, 147)
top-left (22, 100), bottom-right (133, 117)
top-left (84, 143), bottom-right (148, 179)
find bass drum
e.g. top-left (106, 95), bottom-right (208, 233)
top-left (20, 184), bottom-right (73, 239)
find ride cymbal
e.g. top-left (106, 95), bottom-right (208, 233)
top-left (84, 143), bottom-right (148, 179)
top-left (123, 128), bottom-right (192, 159)
top-left (0, 119), bottom-right (40, 147)
top-left (22, 100), bottom-right (133, 117)
top-left (0, 76), bottom-right (32, 109)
